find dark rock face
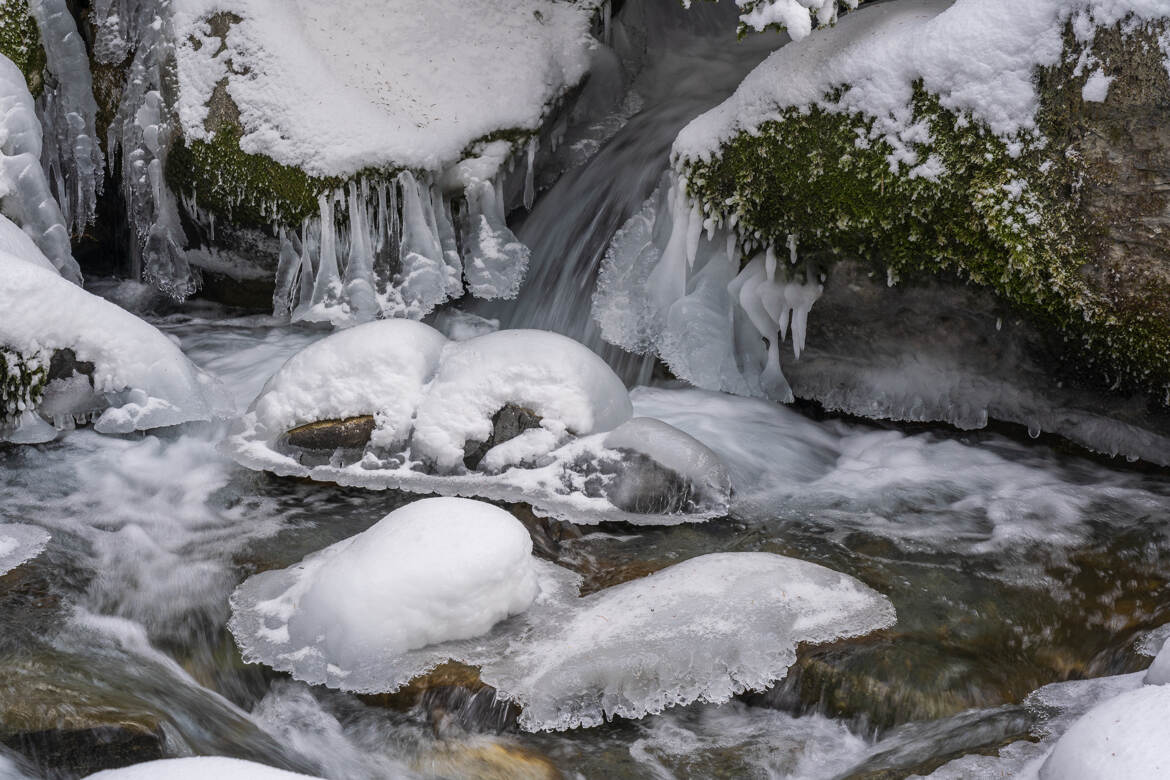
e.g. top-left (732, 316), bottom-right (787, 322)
top-left (47, 349), bottom-right (94, 382)
top-left (601, 452), bottom-right (696, 515)
top-left (463, 404), bottom-right (544, 470)
top-left (2, 724), bottom-right (165, 776)
top-left (283, 415), bottom-right (376, 451)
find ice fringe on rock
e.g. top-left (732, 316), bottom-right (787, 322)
top-left (86, 756), bottom-right (322, 779)
top-left (231, 548), bottom-right (895, 731)
top-left (230, 497), bottom-right (579, 694)
top-left (0, 524), bottom-right (50, 576)
top-left (28, 0), bottom-right (104, 238)
top-left (0, 250), bottom-right (230, 438)
top-left (0, 53), bottom-right (80, 283)
top-left (594, 173), bottom-right (821, 403)
top-left (224, 320), bottom-right (731, 525)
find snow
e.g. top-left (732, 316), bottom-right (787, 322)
top-left (0, 523), bottom-right (50, 576)
top-left (260, 499), bottom-right (538, 668)
top-left (85, 756), bottom-right (321, 779)
top-left (233, 546), bottom-right (895, 729)
top-left (230, 498), bottom-right (580, 694)
top-left (241, 318), bottom-right (449, 448)
top-left (0, 53), bottom-right (79, 283)
top-left (1081, 68), bottom-right (1114, 102)
top-left (0, 213), bottom-right (57, 272)
top-left (171, 0), bottom-right (598, 179)
top-left (412, 329), bottom-right (633, 471)
top-left (227, 324), bottom-right (729, 524)
top-left (674, 0), bottom-right (1169, 167)
top-left (0, 251), bottom-right (231, 435)
top-left (734, 0), bottom-right (859, 40)
top-left (477, 552), bottom-right (896, 731)
top-left (1039, 685), bottom-right (1170, 779)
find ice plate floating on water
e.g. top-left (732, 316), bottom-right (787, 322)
top-left (0, 524), bottom-right (50, 576)
top-left (223, 320), bottom-right (732, 525)
top-left (230, 498), bottom-right (896, 731)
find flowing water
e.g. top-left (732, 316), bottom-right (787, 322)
top-left (3, 3), bottom-right (1170, 779)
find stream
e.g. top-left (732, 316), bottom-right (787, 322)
top-left (3, 2), bottom-right (1170, 779)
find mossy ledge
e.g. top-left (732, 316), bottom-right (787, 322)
top-left (1, 346), bottom-right (47, 424)
top-left (679, 17), bottom-right (1170, 403)
top-left (0, 0), bottom-right (46, 96)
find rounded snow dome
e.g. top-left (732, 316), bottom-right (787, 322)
top-left (1040, 684), bottom-right (1170, 779)
top-left (284, 497), bottom-right (539, 667)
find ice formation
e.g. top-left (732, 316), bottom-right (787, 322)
top-left (226, 323), bottom-right (730, 524)
top-left (88, 0), bottom-right (603, 311)
top-left (594, 174), bottom-right (821, 402)
top-left (27, 0), bottom-right (104, 237)
top-left (233, 546), bottom-right (894, 730)
top-left (230, 497), bottom-right (580, 693)
top-left (1039, 685), bottom-right (1170, 779)
top-left (86, 757), bottom-right (322, 779)
top-left (1144, 638), bottom-right (1170, 685)
top-left (478, 552), bottom-right (895, 731)
top-left (0, 251), bottom-right (230, 439)
top-left (0, 524), bottom-right (50, 576)
top-left (0, 53), bottom-right (79, 283)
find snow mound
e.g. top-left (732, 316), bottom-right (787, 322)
top-left (226, 324), bottom-right (730, 525)
top-left (0, 251), bottom-right (231, 437)
top-left (0, 524), bottom-right (50, 576)
top-left (233, 543), bottom-right (894, 728)
top-left (230, 498), bottom-right (580, 694)
top-left (172, 0), bottom-right (597, 178)
top-left (478, 552), bottom-right (896, 731)
top-left (85, 756), bottom-right (321, 779)
top-left (412, 329), bottom-right (632, 471)
top-left (1039, 685), bottom-right (1170, 779)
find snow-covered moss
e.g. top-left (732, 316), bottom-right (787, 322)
top-left (0, 0), bottom-right (44, 95)
top-left (0, 346), bottom-right (47, 423)
top-left (676, 9), bottom-right (1170, 399)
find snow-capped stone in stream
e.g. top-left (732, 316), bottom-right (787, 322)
top-left (230, 497), bottom-right (579, 693)
top-left (0, 524), bottom-right (50, 576)
top-left (233, 541), bottom-right (894, 728)
top-left (86, 756), bottom-right (322, 779)
top-left (476, 552), bottom-right (896, 731)
top-left (0, 251), bottom-right (231, 438)
top-left (1039, 684), bottom-right (1170, 779)
top-left (226, 323), bottom-right (729, 524)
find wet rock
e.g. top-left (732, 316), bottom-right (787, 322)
top-left (283, 415), bottom-right (375, 451)
top-left (414, 739), bottom-right (562, 780)
top-left (47, 349), bottom-right (95, 382)
top-left (463, 404), bottom-right (543, 470)
top-left (2, 725), bottom-right (165, 776)
top-left (601, 451), bottom-right (696, 516)
top-left (360, 662), bottom-right (519, 734)
top-left (506, 503), bottom-right (583, 561)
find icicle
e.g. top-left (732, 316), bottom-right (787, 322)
top-left (309, 192), bottom-right (340, 308)
top-left (602, 0), bottom-right (612, 45)
top-left (272, 226), bottom-right (301, 316)
top-left (523, 137), bottom-right (537, 211)
top-left (343, 179), bottom-right (378, 321)
top-left (430, 185), bottom-right (464, 299)
top-left (786, 232), bottom-right (798, 264)
top-left (461, 177), bottom-right (530, 299)
top-left (397, 170), bottom-right (449, 316)
top-left (292, 218), bottom-right (316, 318)
top-left (685, 202), bottom-right (702, 268)
top-left (785, 280), bottom-right (822, 359)
top-left (646, 177), bottom-right (692, 315)
top-left (764, 244), bottom-right (778, 281)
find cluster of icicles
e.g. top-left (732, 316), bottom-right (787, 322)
top-left (595, 172), bottom-right (823, 402)
top-left (269, 166), bottom-right (533, 327)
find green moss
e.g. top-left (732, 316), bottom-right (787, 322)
top-left (1, 347), bottom-right (47, 424)
top-left (680, 20), bottom-right (1170, 401)
top-left (0, 0), bottom-right (45, 96)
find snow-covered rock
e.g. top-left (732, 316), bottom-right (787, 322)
top-left (230, 497), bottom-right (580, 693)
top-left (232, 541), bottom-right (895, 729)
top-left (0, 523), bottom-right (50, 576)
top-left (85, 756), bottom-right (322, 779)
top-left (0, 250), bottom-right (231, 439)
top-left (225, 324), bottom-right (729, 524)
top-left (1039, 685), bottom-right (1170, 779)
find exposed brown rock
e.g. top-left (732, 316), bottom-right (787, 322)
top-left (283, 415), bottom-right (375, 451)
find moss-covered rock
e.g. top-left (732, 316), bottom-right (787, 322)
top-left (679, 16), bottom-right (1170, 402)
top-left (0, 0), bottom-right (45, 96)
top-left (0, 347), bottom-right (47, 425)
